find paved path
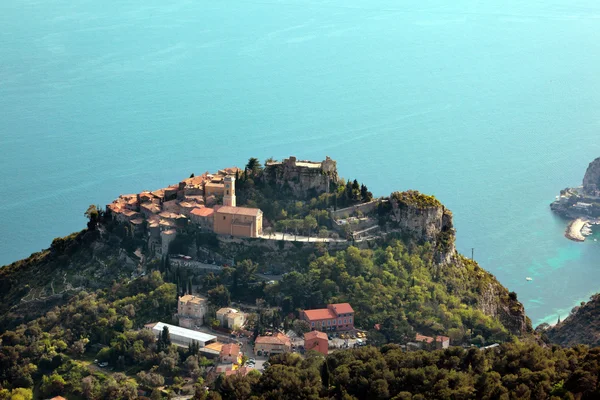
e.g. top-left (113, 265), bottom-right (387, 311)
top-left (259, 232), bottom-right (347, 243)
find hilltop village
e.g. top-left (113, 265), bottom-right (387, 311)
top-left (105, 157), bottom-right (346, 257)
top-left (0, 156), bottom-right (538, 400)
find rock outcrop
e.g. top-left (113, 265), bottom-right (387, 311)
top-left (384, 191), bottom-right (456, 263)
top-left (262, 156), bottom-right (339, 199)
top-left (478, 281), bottom-right (529, 336)
top-left (583, 157), bottom-right (600, 196)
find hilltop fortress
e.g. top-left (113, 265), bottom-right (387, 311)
top-left (105, 156), bottom-right (456, 263)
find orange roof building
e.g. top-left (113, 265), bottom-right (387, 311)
top-left (415, 334), bottom-right (451, 349)
top-left (304, 331), bottom-right (328, 355)
top-left (254, 333), bottom-right (291, 356)
top-left (214, 205), bottom-right (263, 238)
top-left (301, 303), bottom-right (355, 332)
top-left (220, 343), bottom-right (242, 364)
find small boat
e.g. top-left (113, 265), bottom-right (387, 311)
top-left (526, 277), bottom-right (533, 281)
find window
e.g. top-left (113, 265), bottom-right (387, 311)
top-left (223, 216), bottom-right (226, 220)
top-left (338, 319), bottom-right (342, 325)
top-left (226, 190), bottom-right (229, 195)
top-left (311, 322), bottom-right (315, 327)
top-left (327, 321), bottom-right (330, 326)
top-left (349, 317), bottom-right (352, 323)
top-left (344, 319), bottom-right (347, 324)
top-left (333, 320), bottom-right (336, 325)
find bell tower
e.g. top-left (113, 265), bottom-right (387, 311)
top-left (223, 175), bottom-right (236, 207)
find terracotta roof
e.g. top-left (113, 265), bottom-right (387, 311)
top-left (302, 308), bottom-right (337, 321)
top-left (255, 333), bottom-right (291, 346)
top-left (162, 229), bottom-right (177, 235)
top-left (220, 343), bottom-right (241, 357)
top-left (130, 218), bottom-right (144, 225)
top-left (329, 303), bottom-right (354, 314)
top-left (191, 207), bottom-right (214, 217)
top-left (205, 181), bottom-right (224, 188)
top-left (50, 397), bottom-right (67, 400)
top-left (304, 331), bottom-right (328, 341)
top-left (415, 334), bottom-right (449, 344)
top-left (216, 206), bottom-right (262, 217)
top-left (205, 342), bottom-right (224, 352)
top-left (179, 294), bottom-right (206, 304)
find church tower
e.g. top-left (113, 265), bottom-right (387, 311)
top-left (223, 175), bottom-right (236, 207)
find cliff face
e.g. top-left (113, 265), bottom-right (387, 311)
top-left (546, 294), bottom-right (600, 347)
top-left (262, 156), bottom-right (339, 199)
top-left (583, 157), bottom-right (600, 196)
top-left (386, 191), bottom-right (456, 264)
top-left (478, 281), bottom-right (529, 336)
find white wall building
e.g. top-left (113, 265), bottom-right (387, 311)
top-left (148, 322), bottom-right (217, 347)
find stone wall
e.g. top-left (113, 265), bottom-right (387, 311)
top-left (262, 156), bottom-right (339, 199)
top-left (330, 199), bottom-right (381, 219)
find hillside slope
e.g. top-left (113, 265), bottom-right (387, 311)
top-left (546, 294), bottom-right (600, 347)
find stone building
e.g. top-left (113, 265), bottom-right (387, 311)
top-left (177, 295), bottom-right (208, 328)
top-left (214, 206), bottom-right (263, 238)
top-left (216, 308), bottom-right (246, 329)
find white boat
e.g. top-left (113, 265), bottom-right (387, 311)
top-left (526, 277), bottom-right (533, 281)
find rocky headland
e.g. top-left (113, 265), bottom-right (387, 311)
top-left (550, 156), bottom-right (600, 241)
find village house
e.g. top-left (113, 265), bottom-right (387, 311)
top-left (216, 307), bottom-right (246, 330)
top-left (300, 303), bottom-right (355, 332)
top-left (254, 333), bottom-right (292, 356)
top-left (177, 295), bottom-right (208, 328)
top-left (408, 334), bottom-right (451, 350)
top-left (220, 343), bottom-right (242, 365)
top-left (304, 331), bottom-right (328, 355)
top-left (190, 207), bottom-right (214, 231)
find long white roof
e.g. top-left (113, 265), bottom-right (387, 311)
top-left (152, 322), bottom-right (217, 344)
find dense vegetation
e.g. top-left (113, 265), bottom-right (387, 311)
top-left (546, 294), bottom-right (600, 347)
top-left (0, 271), bottom-right (213, 399)
top-left (215, 343), bottom-right (600, 399)
top-left (202, 238), bottom-right (528, 346)
top-left (392, 190), bottom-right (442, 209)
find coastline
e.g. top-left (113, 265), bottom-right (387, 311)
top-left (565, 218), bottom-right (589, 242)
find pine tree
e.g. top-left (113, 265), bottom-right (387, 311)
top-left (188, 277), bottom-right (193, 295)
top-left (162, 326), bottom-right (171, 346)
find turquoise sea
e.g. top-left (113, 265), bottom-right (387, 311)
top-left (1, 0), bottom-right (600, 326)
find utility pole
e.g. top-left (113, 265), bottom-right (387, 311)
top-left (471, 248), bottom-right (474, 261)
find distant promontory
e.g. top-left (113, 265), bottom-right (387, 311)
top-left (551, 157), bottom-right (600, 241)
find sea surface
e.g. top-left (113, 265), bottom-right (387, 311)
top-left (1, 0), bottom-right (600, 326)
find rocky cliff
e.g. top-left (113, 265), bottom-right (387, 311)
top-left (262, 156), bottom-right (339, 199)
top-left (383, 190), bottom-right (456, 264)
top-left (546, 294), bottom-right (600, 347)
top-left (478, 279), bottom-right (530, 336)
top-left (583, 157), bottom-right (600, 196)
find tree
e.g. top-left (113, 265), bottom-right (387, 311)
top-left (162, 326), bottom-right (171, 346)
top-left (40, 373), bottom-right (66, 397)
top-left (208, 285), bottom-right (231, 307)
top-left (293, 320), bottom-right (311, 335)
top-left (303, 215), bottom-right (318, 242)
top-left (84, 205), bottom-right (100, 231)
top-left (245, 157), bottom-right (262, 177)
top-left (190, 173), bottom-right (195, 178)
